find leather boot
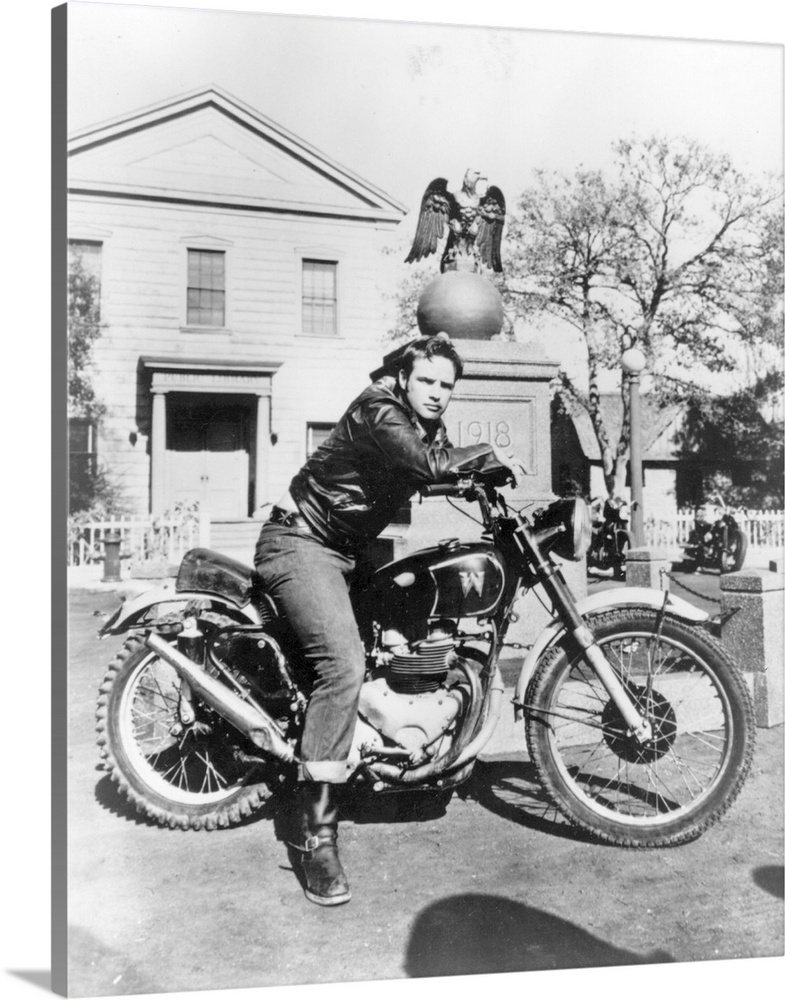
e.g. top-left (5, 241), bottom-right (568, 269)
top-left (289, 782), bottom-right (351, 906)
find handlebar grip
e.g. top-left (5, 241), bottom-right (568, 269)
top-left (420, 483), bottom-right (460, 497)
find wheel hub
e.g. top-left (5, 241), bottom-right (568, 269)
top-left (602, 687), bottom-right (678, 763)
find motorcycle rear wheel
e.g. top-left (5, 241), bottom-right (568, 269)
top-left (96, 634), bottom-right (274, 829)
top-left (525, 608), bottom-right (755, 847)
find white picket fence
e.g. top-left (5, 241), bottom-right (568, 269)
top-left (67, 513), bottom-right (207, 568)
top-left (645, 509), bottom-right (785, 552)
top-left (67, 508), bottom-right (783, 569)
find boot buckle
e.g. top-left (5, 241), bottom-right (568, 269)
top-left (289, 833), bottom-right (331, 854)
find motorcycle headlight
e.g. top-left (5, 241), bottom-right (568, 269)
top-left (533, 498), bottom-right (592, 562)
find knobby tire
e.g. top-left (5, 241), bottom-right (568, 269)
top-left (96, 634), bottom-right (273, 830)
top-left (525, 608), bottom-right (755, 847)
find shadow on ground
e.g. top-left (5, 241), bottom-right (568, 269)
top-left (468, 758), bottom-right (594, 841)
top-left (404, 893), bottom-right (673, 976)
top-left (753, 865), bottom-right (784, 899)
top-left (91, 755), bottom-right (602, 839)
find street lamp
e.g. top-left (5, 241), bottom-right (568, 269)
top-left (621, 346), bottom-right (646, 547)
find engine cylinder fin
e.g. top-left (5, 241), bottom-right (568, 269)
top-left (388, 638), bottom-right (454, 693)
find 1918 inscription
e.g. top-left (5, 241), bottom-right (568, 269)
top-left (454, 417), bottom-right (533, 476)
top-left (457, 419), bottom-right (512, 449)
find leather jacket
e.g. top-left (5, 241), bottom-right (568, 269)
top-left (289, 376), bottom-right (500, 551)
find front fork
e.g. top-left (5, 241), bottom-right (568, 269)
top-left (518, 526), bottom-right (653, 744)
top-left (569, 623), bottom-right (652, 742)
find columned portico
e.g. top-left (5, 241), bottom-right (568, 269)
top-left (141, 356), bottom-right (281, 516)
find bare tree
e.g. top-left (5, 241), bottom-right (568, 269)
top-left (502, 136), bottom-right (783, 496)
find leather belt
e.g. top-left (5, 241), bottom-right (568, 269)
top-left (268, 505), bottom-right (314, 534)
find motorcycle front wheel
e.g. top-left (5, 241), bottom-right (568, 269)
top-left (97, 634), bottom-right (274, 830)
top-left (525, 608), bottom-right (755, 847)
top-left (721, 528), bottom-right (748, 573)
top-left (612, 530), bottom-right (630, 580)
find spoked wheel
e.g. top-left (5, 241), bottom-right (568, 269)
top-left (97, 635), bottom-right (274, 829)
top-left (525, 608), bottom-right (755, 846)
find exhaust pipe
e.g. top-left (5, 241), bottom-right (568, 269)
top-left (145, 632), bottom-right (297, 764)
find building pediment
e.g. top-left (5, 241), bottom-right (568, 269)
top-left (68, 86), bottom-right (407, 222)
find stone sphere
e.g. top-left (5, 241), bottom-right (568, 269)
top-left (416, 270), bottom-right (504, 340)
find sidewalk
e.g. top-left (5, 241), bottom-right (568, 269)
top-left (67, 563), bottom-right (177, 598)
top-left (661, 546), bottom-right (782, 572)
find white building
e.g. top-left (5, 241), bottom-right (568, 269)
top-left (68, 86), bottom-right (407, 553)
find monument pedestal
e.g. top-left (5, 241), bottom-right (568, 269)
top-left (380, 339), bottom-right (583, 646)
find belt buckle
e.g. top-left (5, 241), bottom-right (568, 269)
top-left (271, 506), bottom-right (306, 531)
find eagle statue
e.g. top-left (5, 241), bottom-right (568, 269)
top-left (405, 169), bottom-right (506, 273)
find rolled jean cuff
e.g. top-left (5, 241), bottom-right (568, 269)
top-left (299, 760), bottom-right (356, 783)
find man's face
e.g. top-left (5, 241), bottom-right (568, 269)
top-left (398, 355), bottom-right (457, 424)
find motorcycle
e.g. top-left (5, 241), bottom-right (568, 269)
top-left (96, 464), bottom-right (755, 847)
top-left (681, 494), bottom-right (748, 574)
top-left (588, 496), bottom-right (631, 580)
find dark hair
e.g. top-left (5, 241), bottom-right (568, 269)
top-left (399, 334), bottom-right (464, 381)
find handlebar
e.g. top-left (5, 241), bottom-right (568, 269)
top-left (420, 467), bottom-right (515, 500)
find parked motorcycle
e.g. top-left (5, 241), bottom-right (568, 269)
top-left (96, 465), bottom-right (755, 847)
top-left (681, 494), bottom-right (748, 574)
top-left (588, 496), bottom-right (631, 580)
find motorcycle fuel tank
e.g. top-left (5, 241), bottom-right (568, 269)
top-left (372, 540), bottom-right (507, 621)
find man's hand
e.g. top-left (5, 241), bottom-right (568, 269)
top-left (492, 443), bottom-right (526, 487)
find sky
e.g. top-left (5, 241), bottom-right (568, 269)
top-left (66, 1), bottom-right (783, 231)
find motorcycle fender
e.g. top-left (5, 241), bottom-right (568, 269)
top-left (97, 584), bottom-right (263, 637)
top-left (512, 587), bottom-right (710, 712)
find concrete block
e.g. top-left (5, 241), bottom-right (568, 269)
top-left (721, 568), bottom-right (784, 727)
top-left (625, 547), bottom-right (671, 590)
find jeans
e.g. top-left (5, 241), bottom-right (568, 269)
top-left (254, 522), bottom-right (365, 783)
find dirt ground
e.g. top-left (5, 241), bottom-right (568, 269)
top-left (64, 588), bottom-right (783, 998)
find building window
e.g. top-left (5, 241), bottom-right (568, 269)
top-left (302, 260), bottom-right (337, 336)
top-left (69, 417), bottom-right (97, 512)
top-left (187, 249), bottom-right (225, 326)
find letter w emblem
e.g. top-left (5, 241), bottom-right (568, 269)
top-left (459, 570), bottom-right (485, 597)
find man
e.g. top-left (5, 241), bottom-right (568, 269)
top-left (254, 333), bottom-right (524, 906)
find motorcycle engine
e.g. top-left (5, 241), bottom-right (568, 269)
top-left (350, 619), bottom-right (471, 766)
top-left (383, 619), bottom-right (457, 694)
